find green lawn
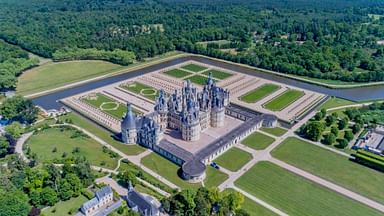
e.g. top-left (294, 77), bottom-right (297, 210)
top-left (272, 137), bottom-right (384, 204)
top-left (121, 82), bottom-right (159, 101)
top-left (320, 97), bottom-right (356, 110)
top-left (214, 147), bottom-right (252, 171)
top-left (164, 68), bottom-right (192, 78)
top-left (27, 127), bottom-right (119, 169)
top-left (81, 93), bottom-right (129, 119)
top-left (181, 63), bottom-right (208, 72)
top-left (185, 74), bottom-right (217, 86)
top-left (260, 127), bottom-right (287, 137)
top-left (43, 195), bottom-right (88, 216)
top-left (223, 189), bottom-right (277, 216)
top-left (141, 153), bottom-right (227, 189)
top-left (17, 60), bottom-right (124, 96)
top-left (242, 132), bottom-right (275, 150)
top-left (263, 89), bottom-right (304, 111)
top-left (203, 69), bottom-right (233, 80)
top-left (239, 84), bottom-right (280, 103)
top-left (235, 161), bottom-right (382, 216)
top-left (59, 113), bottom-right (146, 156)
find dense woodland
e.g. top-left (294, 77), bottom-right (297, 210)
top-left (1, 0), bottom-right (384, 88)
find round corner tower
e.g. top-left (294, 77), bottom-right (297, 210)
top-left (121, 103), bottom-right (137, 144)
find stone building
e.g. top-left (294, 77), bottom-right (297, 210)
top-left (80, 186), bottom-right (120, 216)
top-left (127, 182), bottom-right (159, 216)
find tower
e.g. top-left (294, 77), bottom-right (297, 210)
top-left (181, 98), bottom-right (201, 141)
top-left (154, 89), bottom-right (168, 131)
top-left (121, 103), bottom-right (137, 144)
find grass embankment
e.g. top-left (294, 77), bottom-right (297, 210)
top-left (320, 97), bottom-right (356, 110)
top-left (27, 127), bottom-right (119, 169)
top-left (239, 84), bottom-right (280, 103)
top-left (235, 161), bottom-right (382, 216)
top-left (223, 189), bottom-right (277, 216)
top-left (271, 137), bottom-right (384, 204)
top-left (263, 89), bottom-right (304, 111)
top-left (214, 147), bottom-right (252, 171)
top-left (203, 69), bottom-right (233, 80)
top-left (141, 153), bottom-right (228, 189)
top-left (43, 195), bottom-right (88, 216)
top-left (164, 68), bottom-right (192, 78)
top-left (260, 127), bottom-right (287, 137)
top-left (242, 132), bottom-right (275, 150)
top-left (17, 60), bottom-right (124, 95)
top-left (121, 82), bottom-right (159, 101)
top-left (59, 113), bottom-right (146, 156)
top-left (181, 63), bottom-right (207, 72)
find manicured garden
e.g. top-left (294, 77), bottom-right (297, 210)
top-left (242, 132), bottom-right (275, 150)
top-left (271, 137), bottom-right (384, 204)
top-left (203, 69), bottom-right (233, 80)
top-left (239, 84), bottom-right (280, 103)
top-left (26, 127), bottom-right (119, 169)
top-left (235, 161), bottom-right (382, 216)
top-left (141, 153), bottom-right (228, 188)
top-left (164, 68), bottom-right (192, 78)
top-left (181, 63), bottom-right (207, 72)
top-left (17, 60), bottom-right (124, 95)
top-left (59, 113), bottom-right (146, 156)
top-left (185, 74), bottom-right (216, 86)
top-left (260, 127), bottom-right (287, 137)
top-left (263, 89), bottom-right (304, 111)
top-left (121, 81), bottom-right (159, 101)
top-left (214, 147), bottom-right (252, 171)
top-left (43, 195), bottom-right (88, 216)
top-left (81, 93), bottom-right (128, 119)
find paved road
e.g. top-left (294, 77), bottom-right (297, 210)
top-left (14, 132), bottom-right (33, 163)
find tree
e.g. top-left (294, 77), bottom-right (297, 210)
top-left (0, 96), bottom-right (38, 124)
top-left (325, 115), bottom-right (336, 127)
top-left (0, 137), bottom-right (10, 157)
top-left (330, 126), bottom-right (339, 136)
top-left (5, 121), bottom-right (24, 140)
top-left (352, 123), bottom-right (362, 134)
top-left (337, 138), bottom-right (349, 149)
top-left (338, 117), bottom-right (349, 130)
top-left (65, 173), bottom-right (82, 197)
top-left (304, 121), bottom-right (325, 141)
top-left (0, 189), bottom-right (31, 216)
top-left (118, 171), bottom-right (138, 187)
top-left (344, 130), bottom-right (354, 141)
top-left (41, 187), bottom-right (58, 206)
top-left (194, 188), bottom-right (211, 216)
top-left (323, 133), bottom-right (336, 145)
top-left (58, 180), bottom-right (73, 200)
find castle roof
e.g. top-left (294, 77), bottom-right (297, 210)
top-left (122, 103), bottom-right (136, 129)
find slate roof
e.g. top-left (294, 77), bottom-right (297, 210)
top-left (128, 189), bottom-right (159, 216)
top-left (95, 186), bottom-right (113, 200)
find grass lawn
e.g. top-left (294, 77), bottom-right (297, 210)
top-left (235, 161), bottom-right (382, 216)
top-left (141, 153), bottom-right (228, 189)
top-left (43, 195), bottom-right (88, 216)
top-left (260, 127), bottom-right (287, 137)
top-left (135, 184), bottom-right (164, 201)
top-left (263, 89), bottom-right (304, 111)
top-left (181, 63), bottom-right (208, 72)
top-left (17, 60), bottom-right (124, 95)
top-left (59, 113), bottom-right (146, 156)
top-left (223, 189), bottom-right (277, 216)
top-left (239, 84), bottom-right (280, 103)
top-left (27, 127), bottom-right (119, 169)
top-left (271, 137), bottom-right (384, 204)
top-left (203, 69), bottom-right (233, 80)
top-left (81, 93), bottom-right (129, 119)
top-left (121, 82), bottom-right (159, 101)
top-left (242, 132), bottom-right (275, 150)
top-left (164, 68), bottom-right (192, 78)
top-left (214, 147), bottom-right (252, 171)
top-left (185, 74), bottom-right (217, 86)
top-left (320, 97), bottom-right (356, 110)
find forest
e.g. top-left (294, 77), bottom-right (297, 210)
top-left (1, 0), bottom-right (384, 90)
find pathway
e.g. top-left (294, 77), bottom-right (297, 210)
top-left (14, 132), bottom-right (33, 163)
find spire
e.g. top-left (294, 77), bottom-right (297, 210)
top-left (128, 181), bottom-right (134, 192)
top-left (122, 103), bottom-right (136, 129)
top-left (207, 72), bottom-right (214, 86)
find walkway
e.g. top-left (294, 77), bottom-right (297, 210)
top-left (14, 132), bottom-right (33, 163)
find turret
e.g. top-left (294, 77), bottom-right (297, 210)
top-left (121, 103), bottom-right (137, 144)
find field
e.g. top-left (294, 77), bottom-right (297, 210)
top-left (164, 68), bottom-right (192, 78)
top-left (43, 195), bottom-right (88, 216)
top-left (235, 161), bottom-right (382, 216)
top-left (141, 153), bottom-right (227, 188)
top-left (319, 97), bottom-right (356, 110)
top-left (203, 69), bottom-right (233, 80)
top-left (185, 74), bottom-right (215, 86)
top-left (263, 89), bottom-right (304, 111)
top-left (121, 82), bottom-right (159, 101)
top-left (260, 127), bottom-right (287, 137)
top-left (59, 113), bottom-right (146, 156)
top-left (239, 84), bottom-right (280, 103)
top-left (271, 137), bottom-right (384, 204)
top-left (214, 147), bottom-right (252, 171)
top-left (81, 93), bottom-right (131, 119)
top-left (17, 60), bottom-right (124, 95)
top-left (181, 63), bottom-right (207, 72)
top-left (242, 132), bottom-right (275, 150)
top-left (26, 127), bottom-right (119, 169)
top-left (223, 189), bottom-right (277, 216)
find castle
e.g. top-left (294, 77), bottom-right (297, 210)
top-left (121, 73), bottom-right (230, 146)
